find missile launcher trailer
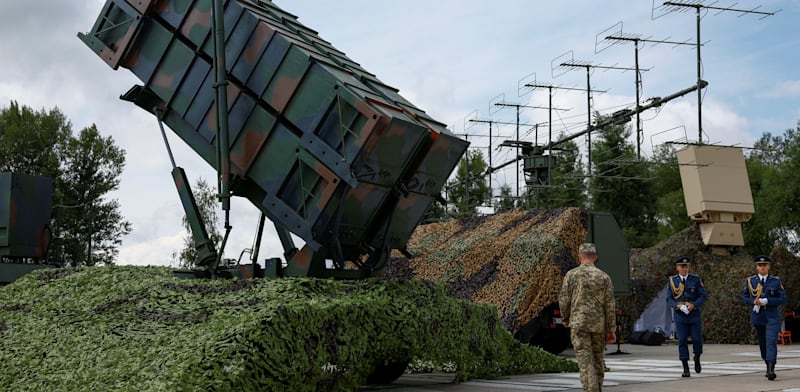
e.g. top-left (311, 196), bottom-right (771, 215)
top-left (79, 0), bottom-right (468, 277)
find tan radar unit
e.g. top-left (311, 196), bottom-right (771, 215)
top-left (677, 145), bottom-right (754, 250)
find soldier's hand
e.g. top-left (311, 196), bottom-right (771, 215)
top-left (687, 303), bottom-right (695, 311)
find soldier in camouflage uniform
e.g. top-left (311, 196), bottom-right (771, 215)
top-left (559, 243), bottom-right (616, 392)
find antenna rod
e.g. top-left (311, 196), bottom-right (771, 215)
top-left (696, 5), bottom-right (702, 144)
top-left (468, 118), bottom-right (495, 193)
top-left (635, 40), bottom-right (642, 157)
top-left (494, 101), bottom-right (556, 201)
top-left (661, 1), bottom-right (778, 143)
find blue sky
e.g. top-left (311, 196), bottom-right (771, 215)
top-left (0, 0), bottom-right (797, 266)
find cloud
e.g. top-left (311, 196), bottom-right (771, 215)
top-left (758, 80), bottom-right (800, 99)
top-left (118, 230), bottom-right (184, 267)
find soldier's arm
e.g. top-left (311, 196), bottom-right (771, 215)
top-left (558, 275), bottom-right (571, 324)
top-left (604, 276), bottom-right (616, 333)
top-left (693, 277), bottom-right (707, 308)
top-left (741, 279), bottom-right (752, 305)
top-left (666, 278), bottom-right (678, 308)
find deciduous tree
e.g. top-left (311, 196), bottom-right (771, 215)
top-left (446, 149), bottom-right (490, 218)
top-left (0, 101), bottom-right (130, 266)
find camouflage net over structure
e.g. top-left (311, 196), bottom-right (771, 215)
top-left (622, 225), bottom-right (800, 344)
top-left (386, 207), bottom-right (587, 339)
top-left (0, 266), bottom-right (576, 391)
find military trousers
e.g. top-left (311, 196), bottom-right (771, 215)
top-left (570, 328), bottom-right (606, 392)
top-left (675, 318), bottom-right (703, 360)
top-left (754, 316), bottom-right (781, 362)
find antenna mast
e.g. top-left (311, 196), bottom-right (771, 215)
top-left (492, 94), bottom-right (556, 200)
top-left (552, 50), bottom-right (624, 174)
top-left (597, 21), bottom-right (688, 158)
top-left (653, 0), bottom-right (779, 144)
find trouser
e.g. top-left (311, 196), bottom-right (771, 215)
top-left (675, 320), bottom-right (703, 360)
top-left (571, 328), bottom-right (606, 392)
top-left (754, 317), bottom-right (781, 362)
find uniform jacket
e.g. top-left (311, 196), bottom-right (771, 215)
top-left (741, 274), bottom-right (786, 326)
top-left (666, 274), bottom-right (707, 322)
top-left (558, 263), bottom-right (616, 334)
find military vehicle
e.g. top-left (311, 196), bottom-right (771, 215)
top-left (77, 0), bottom-right (469, 280)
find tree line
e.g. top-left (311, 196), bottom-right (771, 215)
top-left (438, 116), bottom-right (800, 255)
top-left (0, 102), bottom-right (130, 266)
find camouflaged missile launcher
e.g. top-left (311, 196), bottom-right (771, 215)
top-left (79, 0), bottom-right (468, 260)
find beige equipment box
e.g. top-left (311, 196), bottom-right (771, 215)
top-left (677, 145), bottom-right (754, 247)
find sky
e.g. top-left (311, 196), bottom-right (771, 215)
top-left (0, 0), bottom-right (798, 267)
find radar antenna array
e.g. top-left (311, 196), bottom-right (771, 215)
top-left (651, 0), bottom-right (779, 144)
top-left (596, 21), bottom-right (689, 158)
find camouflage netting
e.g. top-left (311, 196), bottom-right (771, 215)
top-left (621, 225), bottom-right (800, 344)
top-left (386, 207), bottom-right (587, 339)
top-left (389, 207), bottom-right (800, 346)
top-left (0, 266), bottom-right (576, 392)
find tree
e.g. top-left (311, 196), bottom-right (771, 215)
top-left (173, 178), bottom-right (223, 268)
top-left (589, 120), bottom-right (658, 248)
top-left (446, 149), bottom-right (490, 218)
top-left (495, 184), bottom-right (515, 212)
top-left (54, 125), bottom-right (131, 266)
top-left (544, 137), bottom-right (587, 209)
top-left (0, 102), bottom-right (130, 266)
top-left (743, 156), bottom-right (782, 254)
top-left (743, 126), bottom-right (800, 254)
top-left (422, 198), bottom-right (447, 223)
top-left (649, 143), bottom-right (692, 241)
top-left (0, 101), bottom-right (69, 178)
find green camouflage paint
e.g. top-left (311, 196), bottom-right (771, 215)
top-left (80, 0), bottom-right (468, 276)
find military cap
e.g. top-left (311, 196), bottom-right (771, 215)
top-left (674, 256), bottom-right (690, 265)
top-left (579, 243), bottom-right (597, 254)
top-left (754, 255), bottom-right (772, 264)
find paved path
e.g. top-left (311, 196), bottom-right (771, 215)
top-left (362, 343), bottom-right (800, 391)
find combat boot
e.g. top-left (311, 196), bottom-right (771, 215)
top-left (681, 360), bottom-right (690, 377)
top-left (693, 354), bottom-right (701, 373)
top-left (764, 360), bottom-right (769, 378)
top-left (766, 361), bottom-right (776, 380)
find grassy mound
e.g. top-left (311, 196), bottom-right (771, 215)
top-left (0, 265), bottom-right (576, 391)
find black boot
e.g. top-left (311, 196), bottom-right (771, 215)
top-left (681, 360), bottom-right (690, 377)
top-left (694, 354), bottom-right (701, 373)
top-left (767, 361), bottom-right (776, 380)
top-left (765, 360), bottom-right (769, 378)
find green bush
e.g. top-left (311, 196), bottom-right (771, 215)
top-left (0, 265), bottom-right (576, 391)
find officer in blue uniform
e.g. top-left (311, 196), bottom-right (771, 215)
top-left (742, 255), bottom-right (786, 380)
top-left (666, 256), bottom-right (707, 377)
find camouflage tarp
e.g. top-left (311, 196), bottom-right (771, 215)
top-left (387, 207), bottom-right (587, 339)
